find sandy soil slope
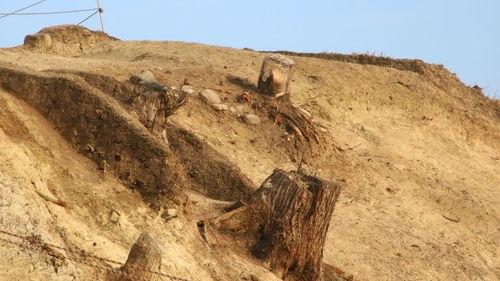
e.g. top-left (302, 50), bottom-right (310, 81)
top-left (0, 25), bottom-right (498, 281)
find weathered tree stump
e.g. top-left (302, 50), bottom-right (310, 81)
top-left (120, 233), bottom-right (162, 281)
top-left (254, 54), bottom-right (319, 143)
top-left (258, 54), bottom-right (296, 98)
top-left (214, 169), bottom-right (342, 281)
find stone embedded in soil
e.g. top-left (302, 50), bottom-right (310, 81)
top-left (129, 70), bottom-right (157, 84)
top-left (244, 114), bottom-right (261, 125)
top-left (162, 208), bottom-right (178, 220)
top-left (109, 209), bottom-right (121, 224)
top-left (212, 103), bottom-right (229, 111)
top-left (181, 85), bottom-right (195, 95)
top-left (230, 105), bottom-right (249, 116)
top-left (199, 89), bottom-right (222, 105)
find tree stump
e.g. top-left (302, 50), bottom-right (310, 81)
top-left (254, 54), bottom-right (320, 144)
top-left (214, 169), bottom-right (342, 281)
top-left (120, 233), bottom-right (162, 281)
top-left (258, 54), bottom-right (296, 98)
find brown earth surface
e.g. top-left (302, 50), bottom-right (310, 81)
top-left (0, 25), bottom-right (498, 281)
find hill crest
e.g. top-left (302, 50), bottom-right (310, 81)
top-left (0, 25), bottom-right (498, 281)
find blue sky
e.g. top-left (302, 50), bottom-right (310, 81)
top-left (1, 0), bottom-right (499, 98)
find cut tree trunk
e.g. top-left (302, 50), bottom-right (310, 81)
top-left (255, 54), bottom-right (319, 143)
top-left (258, 54), bottom-right (296, 98)
top-left (214, 169), bottom-right (342, 281)
top-left (120, 233), bottom-right (162, 281)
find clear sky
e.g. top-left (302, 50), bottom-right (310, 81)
top-left (1, 0), bottom-right (499, 98)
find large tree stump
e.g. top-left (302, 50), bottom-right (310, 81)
top-left (120, 233), bottom-right (162, 281)
top-left (214, 169), bottom-right (342, 281)
top-left (258, 54), bottom-right (296, 98)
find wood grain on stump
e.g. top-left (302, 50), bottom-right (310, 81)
top-left (214, 169), bottom-right (342, 281)
top-left (120, 232), bottom-right (162, 281)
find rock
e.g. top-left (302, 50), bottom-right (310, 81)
top-left (129, 70), bottom-right (157, 84)
top-left (162, 208), bottom-right (178, 220)
top-left (244, 114), bottom-right (261, 125)
top-left (212, 104), bottom-right (228, 111)
top-left (109, 209), bottom-right (121, 224)
top-left (235, 105), bottom-right (246, 113)
top-left (199, 89), bottom-right (221, 105)
top-left (181, 85), bottom-right (195, 95)
top-left (230, 105), bottom-right (249, 116)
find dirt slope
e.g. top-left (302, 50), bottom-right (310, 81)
top-left (0, 25), bottom-right (498, 281)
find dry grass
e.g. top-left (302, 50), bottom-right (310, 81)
top-left (264, 50), bottom-right (427, 74)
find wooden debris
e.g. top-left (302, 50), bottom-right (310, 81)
top-left (442, 214), bottom-right (460, 223)
top-left (35, 190), bottom-right (68, 208)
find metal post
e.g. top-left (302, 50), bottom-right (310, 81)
top-left (97, 0), bottom-right (104, 32)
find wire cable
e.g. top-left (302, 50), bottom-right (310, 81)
top-left (0, 8), bottom-right (99, 16)
top-left (77, 10), bottom-right (99, 25)
top-left (0, 0), bottom-right (47, 19)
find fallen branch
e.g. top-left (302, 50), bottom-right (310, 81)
top-left (442, 214), bottom-right (460, 223)
top-left (35, 190), bottom-right (68, 208)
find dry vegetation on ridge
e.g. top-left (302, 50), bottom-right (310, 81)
top-left (0, 25), bottom-right (498, 281)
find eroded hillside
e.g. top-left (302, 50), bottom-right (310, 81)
top-left (0, 25), bottom-right (498, 281)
